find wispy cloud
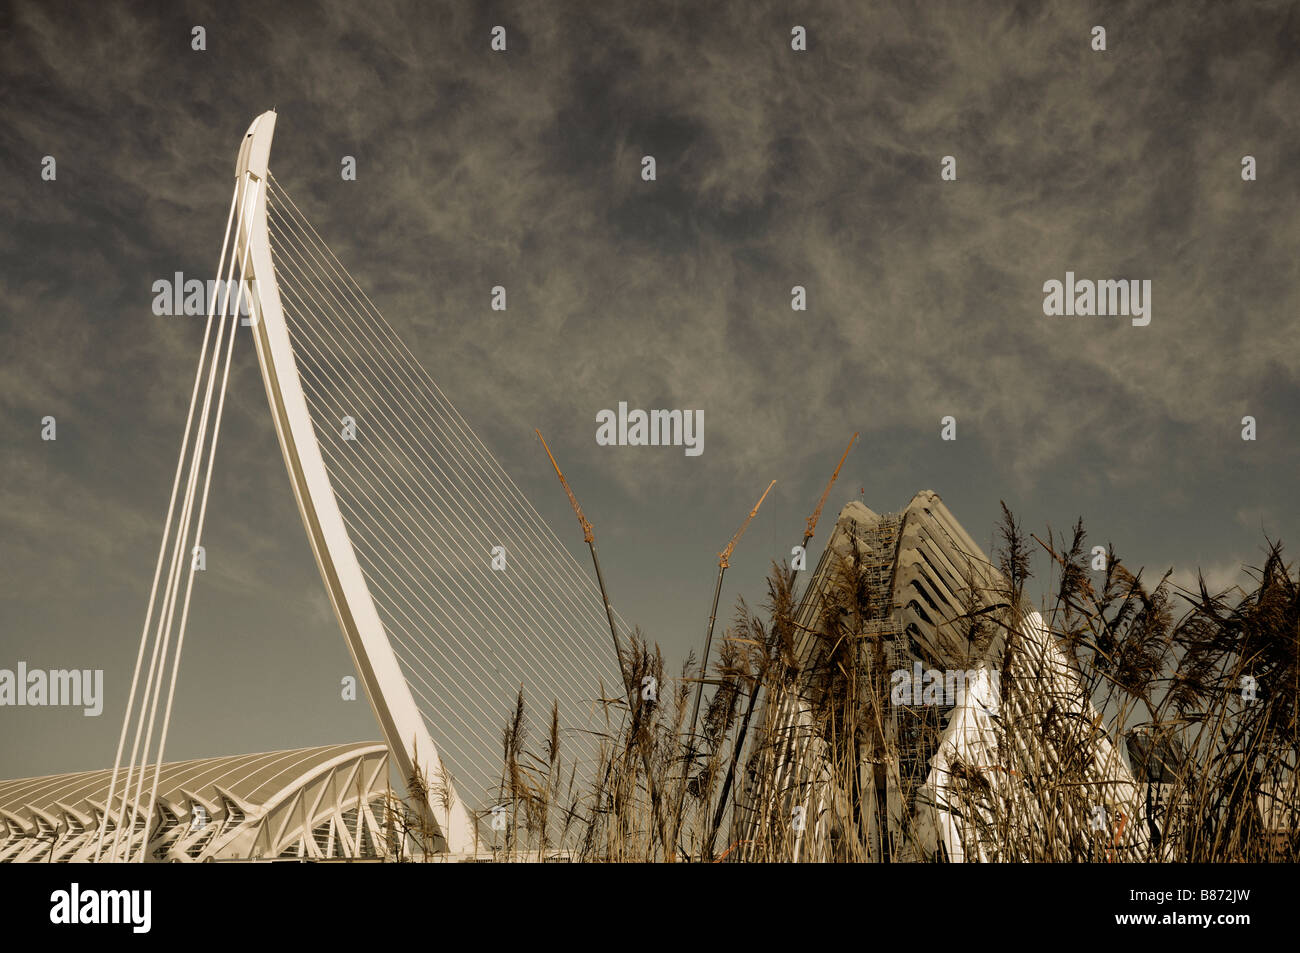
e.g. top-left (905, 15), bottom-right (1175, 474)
top-left (2, 0), bottom-right (1296, 776)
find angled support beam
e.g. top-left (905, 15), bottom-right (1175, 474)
top-left (235, 111), bottom-right (474, 853)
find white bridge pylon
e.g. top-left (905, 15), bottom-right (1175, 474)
top-left (235, 111), bottom-right (475, 852)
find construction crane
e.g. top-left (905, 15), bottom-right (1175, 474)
top-left (702, 434), bottom-right (857, 857)
top-left (688, 479), bottom-right (776, 739)
top-left (789, 432), bottom-right (857, 588)
top-left (675, 479), bottom-right (775, 841)
top-left (534, 430), bottom-right (673, 856)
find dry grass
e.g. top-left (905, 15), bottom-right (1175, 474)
top-left (388, 509), bottom-right (1298, 862)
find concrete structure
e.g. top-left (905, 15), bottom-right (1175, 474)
top-left (231, 112), bottom-right (476, 849)
top-left (211, 112), bottom-right (619, 854)
top-left (1, 743), bottom-right (392, 862)
top-left (734, 491), bottom-right (1145, 861)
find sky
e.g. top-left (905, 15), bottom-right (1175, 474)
top-left (2, 0), bottom-right (1298, 780)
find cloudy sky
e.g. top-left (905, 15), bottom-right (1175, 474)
top-left (2, 0), bottom-right (1297, 779)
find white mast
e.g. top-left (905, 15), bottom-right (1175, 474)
top-left (235, 111), bottom-right (475, 854)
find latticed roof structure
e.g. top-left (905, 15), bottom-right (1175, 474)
top-left (0, 742), bottom-right (393, 862)
top-left (734, 491), bottom-right (1144, 862)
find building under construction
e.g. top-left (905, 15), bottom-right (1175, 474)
top-left (732, 491), bottom-right (1145, 862)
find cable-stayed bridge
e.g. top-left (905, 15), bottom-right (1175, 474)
top-left (34, 112), bottom-right (1155, 868)
top-left (94, 112), bottom-right (624, 860)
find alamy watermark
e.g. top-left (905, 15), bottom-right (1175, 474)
top-left (890, 663), bottom-right (1000, 712)
top-left (595, 402), bottom-right (703, 456)
top-left (152, 272), bottom-right (258, 319)
top-left (0, 662), bottom-right (103, 716)
top-left (50, 883), bottom-right (150, 933)
top-left (1042, 272), bottom-right (1151, 327)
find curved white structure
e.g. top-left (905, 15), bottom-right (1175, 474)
top-left (234, 112), bottom-right (474, 852)
top-left (1, 743), bottom-right (393, 862)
